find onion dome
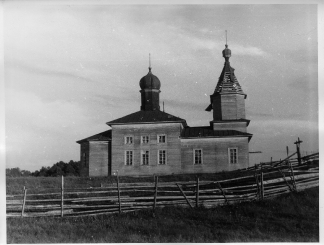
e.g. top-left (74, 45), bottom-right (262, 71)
top-left (139, 67), bottom-right (161, 90)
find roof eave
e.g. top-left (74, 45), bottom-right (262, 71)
top-left (180, 134), bottom-right (253, 140)
top-left (107, 120), bottom-right (187, 127)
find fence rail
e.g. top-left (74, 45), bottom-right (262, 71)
top-left (6, 153), bottom-right (319, 218)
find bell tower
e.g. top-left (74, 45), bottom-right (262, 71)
top-left (206, 37), bottom-right (250, 133)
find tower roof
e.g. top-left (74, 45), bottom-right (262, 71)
top-left (139, 69), bottom-right (161, 90)
top-left (213, 44), bottom-right (245, 96)
top-left (139, 54), bottom-right (161, 90)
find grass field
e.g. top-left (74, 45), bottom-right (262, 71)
top-left (7, 186), bottom-right (319, 243)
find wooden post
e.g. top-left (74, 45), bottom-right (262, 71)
top-left (176, 183), bottom-right (193, 208)
top-left (254, 164), bottom-right (260, 199)
top-left (153, 176), bottom-right (158, 212)
top-left (289, 161), bottom-right (297, 191)
top-left (21, 187), bottom-right (27, 217)
top-left (117, 174), bottom-right (121, 214)
top-left (260, 172), bottom-right (264, 200)
top-left (196, 177), bottom-right (199, 208)
top-left (61, 175), bottom-right (64, 218)
top-left (294, 137), bottom-right (303, 165)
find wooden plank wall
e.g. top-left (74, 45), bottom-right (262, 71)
top-left (79, 142), bottom-right (89, 177)
top-left (89, 141), bottom-right (109, 177)
top-left (180, 137), bottom-right (249, 174)
top-left (212, 121), bottom-right (247, 132)
top-left (111, 123), bottom-right (183, 176)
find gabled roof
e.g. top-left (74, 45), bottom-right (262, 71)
top-left (76, 130), bottom-right (112, 144)
top-left (181, 126), bottom-right (252, 142)
top-left (107, 110), bottom-right (187, 126)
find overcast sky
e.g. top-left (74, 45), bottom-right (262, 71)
top-left (4, 2), bottom-right (319, 171)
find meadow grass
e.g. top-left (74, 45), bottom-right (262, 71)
top-left (7, 186), bottom-right (319, 243)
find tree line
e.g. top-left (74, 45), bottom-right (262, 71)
top-left (6, 160), bottom-right (81, 177)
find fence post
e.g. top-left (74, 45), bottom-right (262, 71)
top-left (289, 161), bottom-right (297, 191)
top-left (260, 172), bottom-right (264, 200)
top-left (254, 164), bottom-right (260, 199)
top-left (61, 175), bottom-right (64, 218)
top-left (117, 174), bottom-right (121, 214)
top-left (294, 137), bottom-right (303, 165)
top-left (153, 176), bottom-right (158, 212)
top-left (21, 186), bottom-right (27, 217)
top-left (196, 177), bottom-right (199, 208)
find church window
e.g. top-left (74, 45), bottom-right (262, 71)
top-left (141, 135), bottom-right (149, 144)
top-left (194, 149), bottom-right (203, 165)
top-left (125, 136), bottom-right (133, 145)
top-left (228, 148), bottom-right (238, 164)
top-left (157, 134), bottom-right (166, 143)
top-left (141, 150), bottom-right (149, 165)
top-left (158, 150), bottom-right (167, 165)
top-left (125, 150), bottom-right (133, 165)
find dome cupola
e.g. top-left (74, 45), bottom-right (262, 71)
top-left (139, 68), bottom-right (161, 90)
top-left (139, 54), bottom-right (161, 111)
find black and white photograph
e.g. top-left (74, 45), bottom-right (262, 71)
top-left (2, 0), bottom-right (321, 243)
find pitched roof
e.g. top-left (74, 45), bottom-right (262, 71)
top-left (213, 61), bottom-right (245, 96)
top-left (76, 130), bottom-right (112, 144)
top-left (107, 110), bottom-right (187, 126)
top-left (181, 126), bottom-right (252, 141)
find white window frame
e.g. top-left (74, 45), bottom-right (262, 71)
top-left (125, 150), bottom-right (134, 166)
top-left (157, 134), bottom-right (166, 144)
top-left (141, 150), bottom-right (150, 165)
top-left (124, 136), bottom-right (133, 145)
top-left (158, 150), bottom-right (167, 165)
top-left (193, 149), bottom-right (203, 165)
top-left (141, 135), bottom-right (150, 144)
top-left (228, 147), bottom-right (238, 164)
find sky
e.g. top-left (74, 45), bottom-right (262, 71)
top-left (3, 2), bottom-right (320, 171)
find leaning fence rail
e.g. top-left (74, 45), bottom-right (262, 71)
top-left (6, 153), bottom-right (318, 218)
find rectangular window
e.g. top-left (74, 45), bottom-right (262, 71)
top-left (141, 135), bottom-right (149, 144)
top-left (229, 148), bottom-right (238, 164)
top-left (141, 151), bottom-right (149, 165)
top-left (157, 134), bottom-right (166, 143)
top-left (125, 136), bottom-right (133, 145)
top-left (125, 151), bottom-right (133, 165)
top-left (158, 150), bottom-right (167, 165)
top-left (194, 149), bottom-right (203, 165)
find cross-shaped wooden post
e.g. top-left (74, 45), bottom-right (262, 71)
top-left (294, 137), bottom-right (303, 165)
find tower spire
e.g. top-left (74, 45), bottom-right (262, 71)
top-left (225, 30), bottom-right (227, 47)
top-left (222, 30), bottom-right (231, 61)
top-left (149, 53), bottom-right (152, 72)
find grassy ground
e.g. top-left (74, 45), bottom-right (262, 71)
top-left (6, 170), bottom-right (253, 195)
top-left (7, 186), bottom-right (319, 243)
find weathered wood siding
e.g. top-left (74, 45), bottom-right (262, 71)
top-left (111, 123), bottom-right (183, 176)
top-left (212, 121), bottom-right (247, 132)
top-left (79, 142), bottom-right (89, 177)
top-left (180, 137), bottom-right (249, 174)
top-left (89, 141), bottom-right (109, 177)
top-left (213, 94), bottom-right (246, 120)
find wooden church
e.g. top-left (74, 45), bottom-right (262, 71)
top-left (77, 43), bottom-right (253, 176)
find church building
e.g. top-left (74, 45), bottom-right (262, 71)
top-left (76, 43), bottom-right (252, 176)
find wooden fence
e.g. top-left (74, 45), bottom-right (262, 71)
top-left (6, 153), bottom-right (319, 218)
